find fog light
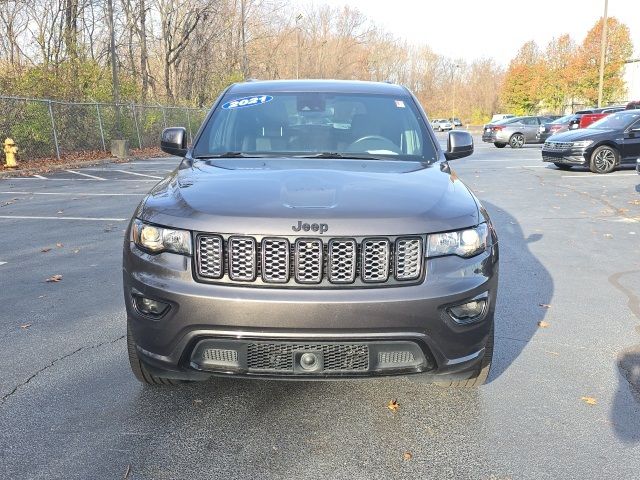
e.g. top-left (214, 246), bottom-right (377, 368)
top-left (134, 295), bottom-right (169, 317)
top-left (448, 298), bottom-right (487, 324)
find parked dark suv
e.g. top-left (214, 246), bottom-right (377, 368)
top-left (124, 80), bottom-right (499, 388)
top-left (542, 110), bottom-right (640, 173)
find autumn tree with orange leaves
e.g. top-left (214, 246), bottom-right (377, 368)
top-left (501, 16), bottom-right (632, 114)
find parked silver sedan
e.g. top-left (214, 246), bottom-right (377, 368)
top-left (482, 116), bottom-right (553, 148)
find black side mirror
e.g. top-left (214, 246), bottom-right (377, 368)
top-left (160, 127), bottom-right (188, 157)
top-left (445, 130), bottom-right (473, 160)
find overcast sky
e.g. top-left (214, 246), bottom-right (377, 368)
top-left (305, 0), bottom-right (640, 64)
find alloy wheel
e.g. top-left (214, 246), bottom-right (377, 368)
top-left (593, 148), bottom-right (615, 172)
top-left (510, 134), bottom-right (524, 148)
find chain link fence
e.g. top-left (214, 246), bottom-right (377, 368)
top-left (0, 96), bottom-right (209, 161)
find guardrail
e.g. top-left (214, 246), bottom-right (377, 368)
top-left (0, 95), bottom-right (209, 161)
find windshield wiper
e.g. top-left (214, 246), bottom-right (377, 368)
top-left (194, 152), bottom-right (265, 159)
top-left (294, 152), bottom-right (388, 160)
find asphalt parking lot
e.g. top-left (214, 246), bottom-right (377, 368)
top-left (1, 135), bottom-right (639, 479)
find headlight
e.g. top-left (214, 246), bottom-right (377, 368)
top-left (571, 140), bottom-right (594, 148)
top-left (132, 219), bottom-right (192, 255)
top-left (427, 224), bottom-right (488, 258)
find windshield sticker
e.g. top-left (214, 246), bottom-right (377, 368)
top-left (222, 95), bottom-right (273, 110)
top-left (395, 100), bottom-right (405, 108)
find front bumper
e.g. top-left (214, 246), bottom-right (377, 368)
top-left (123, 241), bottom-right (499, 381)
top-left (542, 148), bottom-right (589, 165)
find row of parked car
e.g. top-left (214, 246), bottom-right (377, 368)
top-left (430, 118), bottom-right (463, 131)
top-left (481, 101), bottom-right (640, 174)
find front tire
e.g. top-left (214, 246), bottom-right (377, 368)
top-left (127, 322), bottom-right (178, 385)
top-left (494, 142), bottom-right (507, 148)
top-left (509, 133), bottom-right (525, 148)
top-left (589, 145), bottom-right (618, 174)
top-left (554, 163), bottom-right (572, 170)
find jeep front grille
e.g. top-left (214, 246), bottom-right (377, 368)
top-left (247, 342), bottom-right (369, 372)
top-left (194, 234), bottom-right (424, 288)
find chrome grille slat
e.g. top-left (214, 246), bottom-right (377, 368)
top-left (195, 234), bottom-right (424, 287)
top-left (228, 236), bottom-right (257, 281)
top-left (395, 238), bottom-right (422, 280)
top-left (261, 238), bottom-right (290, 283)
top-left (295, 239), bottom-right (323, 284)
top-left (197, 235), bottom-right (223, 279)
top-left (328, 239), bottom-right (357, 283)
top-left (361, 238), bottom-right (390, 282)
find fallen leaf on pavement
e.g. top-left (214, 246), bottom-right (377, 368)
top-left (45, 274), bottom-right (63, 282)
top-left (193, 399), bottom-right (203, 405)
top-left (387, 399), bottom-right (399, 413)
top-left (545, 350), bottom-right (560, 356)
top-left (581, 396), bottom-right (597, 406)
top-left (56, 242), bottom-right (63, 248)
top-left (604, 233), bottom-right (613, 238)
top-left (539, 304), bottom-right (551, 309)
top-left (538, 321), bottom-right (550, 328)
top-left (20, 323), bottom-right (31, 329)
top-left (402, 451), bottom-right (412, 461)
top-left (41, 247), bottom-right (52, 253)
top-left (57, 210), bottom-right (64, 214)
top-left (73, 249), bottom-right (80, 253)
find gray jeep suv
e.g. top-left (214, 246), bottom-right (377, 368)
top-left (123, 80), bottom-right (499, 387)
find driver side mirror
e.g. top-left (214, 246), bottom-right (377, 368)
top-left (445, 131), bottom-right (473, 160)
top-left (160, 127), bottom-right (188, 157)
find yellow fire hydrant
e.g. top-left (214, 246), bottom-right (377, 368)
top-left (3, 138), bottom-right (18, 168)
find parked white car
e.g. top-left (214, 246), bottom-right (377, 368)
top-left (431, 119), bottom-right (453, 131)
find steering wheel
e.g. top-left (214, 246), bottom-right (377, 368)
top-left (346, 135), bottom-right (399, 153)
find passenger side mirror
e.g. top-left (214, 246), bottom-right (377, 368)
top-left (445, 130), bottom-right (473, 160)
top-left (160, 127), bottom-right (188, 157)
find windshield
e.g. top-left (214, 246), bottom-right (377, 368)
top-left (193, 92), bottom-right (437, 162)
top-left (494, 117), bottom-right (519, 125)
top-left (587, 112), bottom-right (640, 130)
top-left (551, 114), bottom-right (574, 124)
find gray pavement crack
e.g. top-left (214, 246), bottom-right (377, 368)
top-left (0, 334), bottom-right (125, 405)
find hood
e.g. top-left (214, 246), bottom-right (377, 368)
top-left (547, 128), bottom-right (613, 142)
top-left (139, 158), bottom-right (479, 236)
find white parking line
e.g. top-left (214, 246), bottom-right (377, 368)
top-left (0, 215), bottom-right (126, 221)
top-left (506, 166), bottom-right (548, 169)
top-left (0, 261), bottom-right (7, 266)
top-left (33, 174), bottom-right (48, 179)
top-left (65, 169), bottom-right (106, 180)
top-left (0, 191), bottom-right (144, 196)
top-left (561, 173), bottom-right (637, 178)
top-left (113, 170), bottom-right (163, 179)
top-left (3, 178), bottom-right (157, 182)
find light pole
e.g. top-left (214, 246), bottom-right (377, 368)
top-left (452, 64), bottom-right (460, 122)
top-left (295, 14), bottom-right (303, 80)
top-left (241, 0), bottom-right (248, 78)
top-left (597, 0), bottom-right (609, 107)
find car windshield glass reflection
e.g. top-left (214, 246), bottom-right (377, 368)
top-left (588, 112), bottom-right (640, 130)
top-left (193, 92), bottom-right (437, 162)
top-left (551, 114), bottom-right (574, 124)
